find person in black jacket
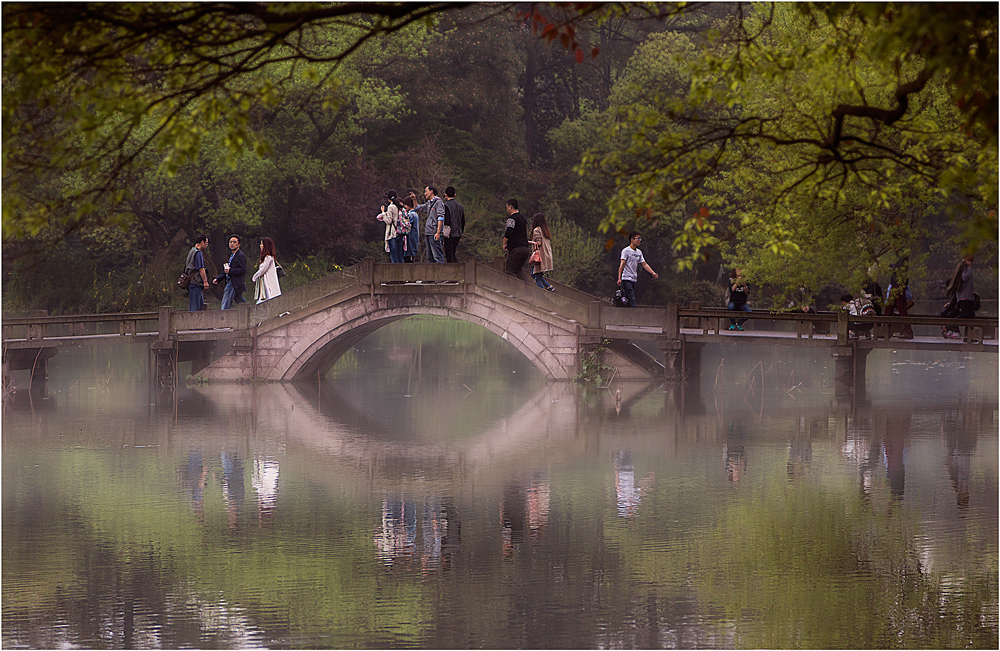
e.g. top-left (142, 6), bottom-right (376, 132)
top-left (502, 198), bottom-right (531, 282)
top-left (213, 234), bottom-right (248, 309)
top-left (443, 186), bottom-right (466, 263)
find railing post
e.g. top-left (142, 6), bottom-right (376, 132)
top-left (27, 310), bottom-right (47, 340)
top-left (836, 309), bottom-right (848, 345)
top-left (236, 302), bottom-right (250, 331)
top-left (665, 303), bottom-right (679, 339)
top-left (589, 301), bottom-right (602, 331)
top-left (465, 258), bottom-right (477, 285)
top-left (157, 306), bottom-right (172, 341)
top-left (360, 256), bottom-right (375, 286)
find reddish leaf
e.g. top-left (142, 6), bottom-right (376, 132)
top-left (591, 46), bottom-right (600, 58)
top-left (574, 48), bottom-right (584, 64)
top-left (698, 206), bottom-right (710, 218)
top-left (605, 238), bottom-right (616, 252)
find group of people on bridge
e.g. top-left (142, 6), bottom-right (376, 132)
top-left (181, 187), bottom-right (979, 341)
top-left (722, 254), bottom-right (979, 340)
top-left (377, 187), bottom-right (557, 291)
top-left (181, 233), bottom-right (283, 312)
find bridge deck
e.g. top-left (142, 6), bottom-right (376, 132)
top-left (3, 258), bottom-right (996, 360)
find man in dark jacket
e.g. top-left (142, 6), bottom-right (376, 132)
top-left (502, 198), bottom-right (531, 281)
top-left (213, 234), bottom-right (247, 309)
top-left (443, 186), bottom-right (466, 263)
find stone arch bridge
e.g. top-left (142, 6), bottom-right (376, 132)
top-left (202, 258), bottom-right (613, 382)
top-left (3, 258), bottom-right (997, 399)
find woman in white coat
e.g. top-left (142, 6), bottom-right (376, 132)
top-left (252, 237), bottom-right (282, 303)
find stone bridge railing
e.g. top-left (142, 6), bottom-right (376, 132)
top-left (5, 258), bottom-right (997, 348)
top-left (3, 257), bottom-right (997, 393)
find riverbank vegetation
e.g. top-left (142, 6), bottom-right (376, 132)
top-left (3, 3), bottom-right (995, 314)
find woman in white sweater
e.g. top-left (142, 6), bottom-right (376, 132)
top-left (252, 237), bottom-right (282, 303)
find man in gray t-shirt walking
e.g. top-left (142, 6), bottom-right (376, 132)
top-left (616, 232), bottom-right (659, 307)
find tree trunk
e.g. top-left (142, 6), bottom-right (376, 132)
top-left (523, 46), bottom-right (538, 165)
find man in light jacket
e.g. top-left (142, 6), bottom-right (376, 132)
top-left (410, 186), bottom-right (446, 263)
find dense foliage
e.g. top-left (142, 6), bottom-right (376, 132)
top-left (2, 2), bottom-right (995, 313)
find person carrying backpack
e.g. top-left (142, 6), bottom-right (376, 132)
top-left (841, 293), bottom-right (875, 339)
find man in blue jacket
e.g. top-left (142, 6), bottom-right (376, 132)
top-left (213, 234), bottom-right (247, 309)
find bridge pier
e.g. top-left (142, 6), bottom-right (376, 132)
top-left (151, 340), bottom-right (177, 394)
top-left (831, 345), bottom-right (870, 400)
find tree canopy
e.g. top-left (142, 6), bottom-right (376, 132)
top-left (578, 2), bottom-right (997, 291)
top-left (2, 2), bottom-right (995, 313)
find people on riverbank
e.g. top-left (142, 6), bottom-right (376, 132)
top-left (410, 186), bottom-right (446, 263)
top-left (443, 186), bottom-right (465, 263)
top-left (502, 199), bottom-right (532, 281)
top-left (726, 269), bottom-right (751, 330)
top-left (616, 232), bottom-right (658, 308)
top-left (213, 234), bottom-right (248, 309)
top-left (184, 235), bottom-right (210, 312)
top-left (529, 212), bottom-right (555, 292)
top-left (252, 237), bottom-right (282, 303)
top-left (943, 253), bottom-right (976, 339)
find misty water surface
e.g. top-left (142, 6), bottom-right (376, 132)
top-left (2, 317), bottom-right (997, 649)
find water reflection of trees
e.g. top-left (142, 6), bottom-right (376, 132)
top-left (3, 374), bottom-right (996, 648)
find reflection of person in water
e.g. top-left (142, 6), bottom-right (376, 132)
top-left (375, 495), bottom-right (460, 571)
top-left (724, 423), bottom-right (747, 483)
top-left (375, 497), bottom-right (417, 567)
top-left (786, 417), bottom-right (813, 481)
top-left (883, 412), bottom-right (910, 501)
top-left (942, 412), bottom-right (977, 511)
top-left (440, 504), bottom-right (461, 571)
top-left (421, 499), bottom-right (444, 572)
top-left (220, 451), bottom-right (245, 528)
top-left (181, 450), bottom-right (208, 519)
top-left (842, 413), bottom-right (880, 501)
top-left (252, 458), bottom-right (280, 524)
top-left (501, 483), bottom-right (527, 557)
top-left (615, 451), bottom-right (654, 517)
top-left (527, 476), bottom-right (550, 538)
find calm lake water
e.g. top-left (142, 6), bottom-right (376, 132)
top-left (3, 317), bottom-right (998, 649)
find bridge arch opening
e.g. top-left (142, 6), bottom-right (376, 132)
top-left (279, 307), bottom-right (567, 382)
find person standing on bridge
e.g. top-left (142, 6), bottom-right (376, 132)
top-left (502, 199), bottom-right (532, 282)
top-left (379, 190), bottom-right (405, 264)
top-left (943, 253), bottom-right (976, 340)
top-left (213, 234), bottom-right (248, 309)
top-left (617, 232), bottom-right (658, 308)
top-left (443, 186), bottom-right (466, 263)
top-left (726, 268), bottom-right (751, 330)
top-left (184, 235), bottom-right (210, 312)
top-left (884, 257), bottom-right (914, 339)
top-left (530, 212), bottom-right (555, 292)
top-left (410, 186), bottom-right (446, 263)
top-left (401, 195), bottom-right (420, 263)
top-left (252, 237), bottom-right (282, 303)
